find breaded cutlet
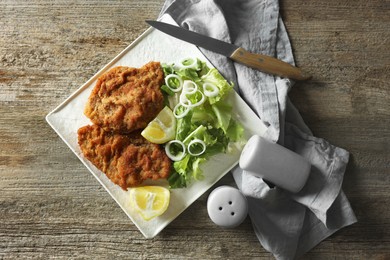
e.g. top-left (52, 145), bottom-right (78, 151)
top-left (84, 62), bottom-right (164, 134)
top-left (77, 124), bottom-right (171, 190)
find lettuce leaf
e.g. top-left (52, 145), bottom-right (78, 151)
top-left (211, 101), bottom-right (232, 133)
top-left (191, 105), bottom-right (216, 125)
top-left (175, 109), bottom-right (193, 142)
top-left (201, 68), bottom-right (233, 104)
top-left (172, 59), bottom-right (209, 82)
top-left (226, 119), bottom-right (245, 142)
top-left (163, 58), bottom-right (244, 189)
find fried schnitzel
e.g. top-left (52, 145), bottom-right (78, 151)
top-left (77, 124), bottom-right (171, 190)
top-left (84, 62), bottom-right (164, 134)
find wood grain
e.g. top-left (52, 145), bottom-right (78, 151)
top-left (230, 47), bottom-right (311, 80)
top-left (1, 0), bottom-right (389, 259)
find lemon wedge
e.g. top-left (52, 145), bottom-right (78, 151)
top-left (129, 186), bottom-right (170, 221)
top-left (141, 106), bottom-right (176, 144)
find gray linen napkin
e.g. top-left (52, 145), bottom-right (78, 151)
top-left (158, 0), bottom-right (357, 259)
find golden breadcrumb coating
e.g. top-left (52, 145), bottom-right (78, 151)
top-left (77, 124), bottom-right (171, 190)
top-left (84, 62), bottom-right (164, 134)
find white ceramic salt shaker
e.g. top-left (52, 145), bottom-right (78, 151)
top-left (239, 135), bottom-right (311, 193)
top-left (207, 186), bottom-right (248, 228)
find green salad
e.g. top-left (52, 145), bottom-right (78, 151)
top-left (160, 58), bottom-right (245, 189)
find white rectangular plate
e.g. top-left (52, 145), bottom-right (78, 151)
top-left (46, 14), bottom-right (267, 238)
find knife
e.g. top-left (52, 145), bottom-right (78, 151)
top-left (146, 20), bottom-right (311, 81)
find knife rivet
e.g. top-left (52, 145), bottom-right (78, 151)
top-left (239, 51), bottom-right (244, 55)
top-left (258, 58), bottom-right (264, 63)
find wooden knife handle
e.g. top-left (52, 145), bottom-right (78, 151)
top-left (230, 47), bottom-right (311, 81)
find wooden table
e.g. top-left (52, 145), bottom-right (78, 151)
top-left (1, 1), bottom-right (389, 258)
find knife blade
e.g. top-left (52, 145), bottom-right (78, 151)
top-left (146, 20), bottom-right (311, 81)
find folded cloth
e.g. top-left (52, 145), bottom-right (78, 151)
top-left (159, 0), bottom-right (357, 259)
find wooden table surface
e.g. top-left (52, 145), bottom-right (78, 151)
top-left (1, 0), bottom-right (389, 259)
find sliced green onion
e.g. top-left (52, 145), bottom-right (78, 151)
top-left (176, 58), bottom-right (198, 69)
top-left (187, 138), bottom-right (206, 156)
top-left (179, 90), bottom-right (205, 108)
top-left (165, 140), bottom-right (186, 161)
top-left (165, 74), bottom-right (183, 92)
top-left (182, 80), bottom-right (198, 94)
top-left (173, 103), bottom-right (190, 119)
top-left (203, 82), bottom-right (219, 97)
